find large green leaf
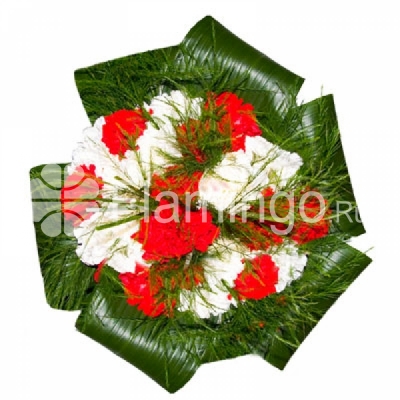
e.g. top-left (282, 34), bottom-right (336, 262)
top-left (265, 238), bottom-right (371, 369)
top-left (181, 16), bottom-right (304, 118)
top-left (76, 287), bottom-right (200, 393)
top-left (288, 95), bottom-right (365, 236)
top-left (30, 164), bottom-right (94, 310)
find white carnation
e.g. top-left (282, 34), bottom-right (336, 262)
top-left (199, 150), bottom-right (253, 212)
top-left (147, 90), bottom-right (202, 122)
top-left (199, 136), bottom-right (303, 212)
top-left (245, 135), bottom-right (303, 194)
top-left (179, 239), bottom-right (246, 318)
top-left (74, 205), bottom-right (147, 274)
top-left (137, 91), bottom-right (202, 179)
top-left (271, 242), bottom-right (308, 292)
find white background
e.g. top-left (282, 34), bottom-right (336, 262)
top-left (1, 0), bottom-right (399, 399)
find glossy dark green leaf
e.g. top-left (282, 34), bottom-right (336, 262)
top-left (181, 16), bottom-right (304, 119)
top-left (30, 164), bottom-right (94, 310)
top-left (289, 95), bottom-right (365, 236)
top-left (265, 238), bottom-right (371, 369)
top-left (76, 287), bottom-right (200, 393)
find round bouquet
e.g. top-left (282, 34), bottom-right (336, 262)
top-left (30, 16), bottom-right (370, 393)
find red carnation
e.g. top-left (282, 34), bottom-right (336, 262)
top-left (102, 109), bottom-right (149, 156)
top-left (61, 164), bottom-right (104, 226)
top-left (291, 194), bottom-right (330, 244)
top-left (180, 208), bottom-right (219, 252)
top-left (207, 92), bottom-right (262, 152)
top-left (150, 166), bottom-right (203, 202)
top-left (133, 201), bottom-right (219, 263)
top-left (119, 265), bottom-right (166, 317)
top-left (234, 254), bottom-right (278, 300)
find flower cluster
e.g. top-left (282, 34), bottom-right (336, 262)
top-left (62, 90), bottom-right (330, 319)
